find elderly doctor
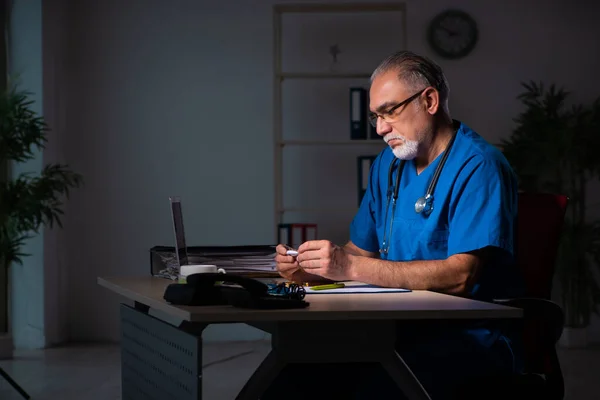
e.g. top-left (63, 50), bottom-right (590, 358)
top-left (267, 51), bottom-right (524, 400)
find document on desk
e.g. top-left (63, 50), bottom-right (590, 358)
top-left (305, 284), bottom-right (410, 294)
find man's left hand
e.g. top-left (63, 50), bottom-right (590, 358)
top-left (296, 240), bottom-right (351, 281)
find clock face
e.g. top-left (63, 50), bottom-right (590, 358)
top-left (427, 10), bottom-right (478, 59)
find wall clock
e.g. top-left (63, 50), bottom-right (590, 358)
top-left (427, 9), bottom-right (478, 59)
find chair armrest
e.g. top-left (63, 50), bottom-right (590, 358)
top-left (492, 297), bottom-right (564, 345)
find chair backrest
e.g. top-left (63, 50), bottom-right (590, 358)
top-left (515, 192), bottom-right (568, 400)
top-left (516, 192), bottom-right (569, 299)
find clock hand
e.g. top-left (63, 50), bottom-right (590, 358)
top-left (440, 26), bottom-right (457, 36)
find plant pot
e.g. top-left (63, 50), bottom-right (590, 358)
top-left (558, 326), bottom-right (588, 348)
top-left (0, 332), bottom-right (13, 359)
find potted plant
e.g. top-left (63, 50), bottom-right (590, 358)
top-left (499, 81), bottom-right (600, 347)
top-left (0, 84), bottom-right (83, 358)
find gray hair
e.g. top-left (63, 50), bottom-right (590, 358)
top-left (371, 51), bottom-right (450, 114)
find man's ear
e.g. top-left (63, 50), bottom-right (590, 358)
top-left (424, 88), bottom-right (440, 115)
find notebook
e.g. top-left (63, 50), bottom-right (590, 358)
top-left (305, 283), bottom-right (411, 294)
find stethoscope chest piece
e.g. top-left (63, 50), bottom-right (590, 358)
top-left (415, 194), bottom-right (433, 215)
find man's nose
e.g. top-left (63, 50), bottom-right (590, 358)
top-left (377, 118), bottom-right (392, 136)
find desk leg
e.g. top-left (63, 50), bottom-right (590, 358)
top-left (380, 351), bottom-right (431, 400)
top-left (134, 301), bottom-right (149, 313)
top-left (120, 304), bottom-right (205, 400)
top-left (236, 320), bottom-right (431, 400)
top-left (234, 350), bottom-right (285, 400)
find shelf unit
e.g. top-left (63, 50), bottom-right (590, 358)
top-left (277, 139), bottom-right (387, 146)
top-left (272, 2), bottom-right (407, 244)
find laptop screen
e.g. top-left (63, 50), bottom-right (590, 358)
top-left (169, 196), bottom-right (189, 266)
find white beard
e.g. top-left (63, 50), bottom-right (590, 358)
top-left (385, 135), bottom-right (420, 160)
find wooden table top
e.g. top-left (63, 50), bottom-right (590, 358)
top-left (98, 276), bottom-right (523, 323)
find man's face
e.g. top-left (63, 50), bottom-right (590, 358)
top-left (369, 70), bottom-right (433, 160)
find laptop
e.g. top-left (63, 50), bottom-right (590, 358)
top-left (169, 196), bottom-right (189, 267)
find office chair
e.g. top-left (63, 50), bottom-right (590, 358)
top-left (456, 192), bottom-right (569, 400)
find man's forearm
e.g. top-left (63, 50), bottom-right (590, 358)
top-left (343, 243), bottom-right (364, 257)
top-left (343, 241), bottom-right (378, 258)
top-left (345, 254), bottom-right (474, 295)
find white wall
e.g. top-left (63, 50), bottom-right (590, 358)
top-left (63, 0), bottom-right (277, 342)
top-left (42, 0), bottom-right (71, 347)
top-left (18, 0), bottom-right (600, 346)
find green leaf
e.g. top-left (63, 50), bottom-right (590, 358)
top-left (500, 81), bottom-right (600, 327)
top-left (0, 84), bottom-right (84, 269)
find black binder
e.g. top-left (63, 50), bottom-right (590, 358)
top-left (350, 87), bottom-right (367, 140)
top-left (369, 117), bottom-right (379, 139)
top-left (367, 91), bottom-right (379, 140)
top-left (357, 155), bottom-right (377, 206)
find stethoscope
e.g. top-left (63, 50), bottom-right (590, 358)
top-left (379, 129), bottom-right (458, 256)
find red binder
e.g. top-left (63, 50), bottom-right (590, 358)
top-left (277, 223), bottom-right (318, 249)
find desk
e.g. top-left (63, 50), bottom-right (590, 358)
top-left (98, 276), bottom-right (522, 400)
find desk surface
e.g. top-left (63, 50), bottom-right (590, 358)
top-left (98, 276), bottom-right (522, 323)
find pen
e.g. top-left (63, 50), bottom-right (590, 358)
top-left (309, 283), bottom-right (345, 291)
top-left (284, 244), bottom-right (298, 257)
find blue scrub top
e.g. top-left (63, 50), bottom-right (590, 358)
top-left (350, 120), bottom-right (524, 359)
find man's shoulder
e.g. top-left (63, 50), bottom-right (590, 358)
top-left (455, 122), bottom-right (514, 173)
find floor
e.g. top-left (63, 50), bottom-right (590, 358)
top-left (0, 341), bottom-right (598, 399)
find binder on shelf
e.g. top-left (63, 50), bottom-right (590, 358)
top-left (367, 92), bottom-right (379, 140)
top-left (278, 223), bottom-right (318, 249)
top-left (357, 155), bottom-right (377, 206)
top-left (350, 87), bottom-right (367, 140)
top-left (369, 115), bottom-right (379, 139)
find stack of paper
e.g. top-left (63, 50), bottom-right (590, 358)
top-left (188, 253), bottom-right (278, 273)
top-left (151, 245), bottom-right (280, 279)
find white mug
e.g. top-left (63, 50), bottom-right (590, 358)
top-left (178, 264), bottom-right (226, 283)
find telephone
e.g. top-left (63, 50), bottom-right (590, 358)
top-left (163, 273), bottom-right (310, 310)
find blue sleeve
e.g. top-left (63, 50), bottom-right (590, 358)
top-left (447, 156), bottom-right (518, 259)
top-left (349, 155), bottom-right (381, 253)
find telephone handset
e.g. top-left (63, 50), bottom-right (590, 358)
top-left (187, 273), bottom-right (268, 295)
top-left (163, 273), bottom-right (310, 309)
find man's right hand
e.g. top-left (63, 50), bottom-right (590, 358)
top-left (275, 244), bottom-right (301, 280)
top-left (275, 244), bottom-right (330, 284)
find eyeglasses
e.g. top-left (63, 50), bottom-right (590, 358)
top-left (368, 88), bottom-right (427, 128)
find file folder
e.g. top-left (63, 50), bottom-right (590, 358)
top-left (350, 87), bottom-right (367, 140)
top-left (369, 117), bottom-right (379, 139)
top-left (357, 155), bottom-right (377, 206)
top-left (367, 91), bottom-right (379, 140)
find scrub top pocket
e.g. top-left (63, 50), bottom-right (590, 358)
top-left (410, 227), bottom-right (449, 260)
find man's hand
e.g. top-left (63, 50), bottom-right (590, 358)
top-left (274, 244), bottom-right (327, 283)
top-left (296, 240), bottom-right (352, 281)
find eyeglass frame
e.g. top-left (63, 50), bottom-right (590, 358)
top-left (368, 87), bottom-right (429, 128)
